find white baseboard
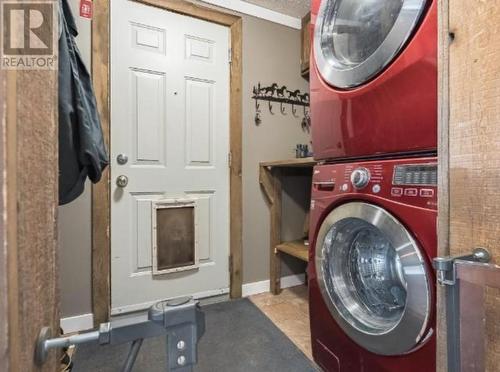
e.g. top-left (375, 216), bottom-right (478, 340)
top-left (62, 276), bottom-right (305, 331)
top-left (60, 313), bottom-right (94, 334)
top-left (242, 273), bottom-right (306, 297)
top-left (281, 273), bottom-right (306, 288)
top-left (242, 279), bottom-right (269, 297)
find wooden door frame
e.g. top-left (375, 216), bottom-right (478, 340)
top-left (91, 0), bottom-right (243, 325)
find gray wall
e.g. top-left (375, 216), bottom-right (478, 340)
top-left (241, 16), bottom-right (310, 283)
top-left (59, 1), bottom-right (310, 318)
top-left (58, 0), bottom-right (93, 317)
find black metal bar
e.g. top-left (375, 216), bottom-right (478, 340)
top-left (433, 248), bottom-right (491, 372)
top-left (446, 279), bottom-right (460, 372)
top-left (252, 95), bottom-right (309, 107)
top-left (122, 339), bottom-right (144, 372)
top-left (35, 297), bottom-right (205, 371)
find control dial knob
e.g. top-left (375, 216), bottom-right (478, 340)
top-left (351, 168), bottom-right (370, 189)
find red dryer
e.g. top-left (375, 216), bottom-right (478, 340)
top-left (310, 0), bottom-right (437, 160)
top-left (308, 157), bottom-right (437, 372)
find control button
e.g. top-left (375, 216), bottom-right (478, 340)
top-left (404, 188), bottom-right (418, 197)
top-left (372, 184), bottom-right (381, 194)
top-left (350, 168), bottom-right (371, 189)
top-left (341, 183), bottom-right (349, 192)
top-left (420, 189), bottom-right (434, 198)
top-left (391, 188), bottom-right (403, 197)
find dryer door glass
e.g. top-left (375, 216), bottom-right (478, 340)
top-left (314, 0), bottom-right (427, 88)
top-left (315, 202), bottom-right (431, 355)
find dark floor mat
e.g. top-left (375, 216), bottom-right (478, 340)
top-left (73, 298), bottom-right (317, 372)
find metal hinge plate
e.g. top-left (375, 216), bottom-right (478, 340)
top-left (433, 247), bottom-right (491, 286)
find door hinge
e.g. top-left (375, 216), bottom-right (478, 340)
top-left (228, 48), bottom-right (232, 64)
top-left (228, 255), bottom-right (233, 273)
top-left (228, 152), bottom-right (232, 168)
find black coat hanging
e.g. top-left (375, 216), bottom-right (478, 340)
top-left (58, 0), bottom-right (108, 205)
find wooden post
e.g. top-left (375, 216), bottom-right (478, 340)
top-left (0, 33), bottom-right (59, 372)
top-left (91, 0), bottom-right (111, 328)
top-left (438, 0), bottom-right (500, 369)
top-left (437, 0), bottom-right (450, 370)
top-left (270, 168), bottom-right (282, 294)
top-left (229, 18), bottom-right (243, 299)
top-left (260, 165), bottom-right (282, 294)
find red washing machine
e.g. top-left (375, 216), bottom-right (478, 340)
top-left (308, 157), bottom-right (437, 372)
top-left (310, 0), bottom-right (437, 160)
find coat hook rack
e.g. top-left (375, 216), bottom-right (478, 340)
top-left (268, 100), bottom-right (274, 115)
top-left (254, 98), bottom-right (262, 125)
top-left (280, 102), bottom-right (287, 115)
top-left (252, 82), bottom-right (310, 128)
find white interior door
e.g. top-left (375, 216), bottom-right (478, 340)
top-left (110, 0), bottom-right (230, 314)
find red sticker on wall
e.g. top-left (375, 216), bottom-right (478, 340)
top-left (80, 0), bottom-right (93, 19)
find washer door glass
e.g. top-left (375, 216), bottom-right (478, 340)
top-left (314, 0), bottom-right (427, 88)
top-left (315, 202), bottom-right (431, 355)
top-left (323, 218), bottom-right (406, 334)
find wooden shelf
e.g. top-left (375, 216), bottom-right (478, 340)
top-left (260, 157), bottom-right (316, 168)
top-left (260, 159), bottom-right (314, 294)
top-left (275, 240), bottom-right (309, 262)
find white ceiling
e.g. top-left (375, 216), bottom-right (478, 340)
top-left (199, 0), bottom-right (308, 28)
top-left (242, 0), bottom-right (310, 19)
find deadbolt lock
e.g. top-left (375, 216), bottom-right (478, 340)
top-left (116, 175), bottom-right (129, 188)
top-left (117, 153), bottom-right (128, 165)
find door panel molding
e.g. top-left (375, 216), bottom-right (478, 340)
top-left (92, 0), bottom-right (242, 325)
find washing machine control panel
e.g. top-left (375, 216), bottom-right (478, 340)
top-left (393, 164), bottom-right (437, 186)
top-left (350, 168), bottom-right (370, 189)
top-left (312, 157), bottom-right (437, 210)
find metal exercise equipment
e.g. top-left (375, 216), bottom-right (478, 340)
top-left (35, 297), bottom-right (205, 372)
top-left (433, 248), bottom-right (491, 372)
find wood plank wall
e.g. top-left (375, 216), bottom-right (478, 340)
top-left (0, 48), bottom-right (8, 372)
top-left (442, 0), bottom-right (500, 370)
top-left (0, 69), bottom-right (59, 370)
top-left (0, 2), bottom-right (59, 369)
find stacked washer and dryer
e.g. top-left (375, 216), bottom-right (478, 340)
top-left (308, 1), bottom-right (438, 371)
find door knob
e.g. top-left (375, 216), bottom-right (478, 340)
top-left (117, 153), bottom-right (128, 165)
top-left (116, 175), bottom-right (129, 188)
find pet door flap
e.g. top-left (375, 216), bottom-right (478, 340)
top-left (151, 199), bottom-right (199, 275)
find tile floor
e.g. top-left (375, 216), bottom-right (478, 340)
top-left (250, 285), bottom-right (313, 360)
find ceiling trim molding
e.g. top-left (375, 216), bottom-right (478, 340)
top-left (199, 0), bottom-right (302, 29)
